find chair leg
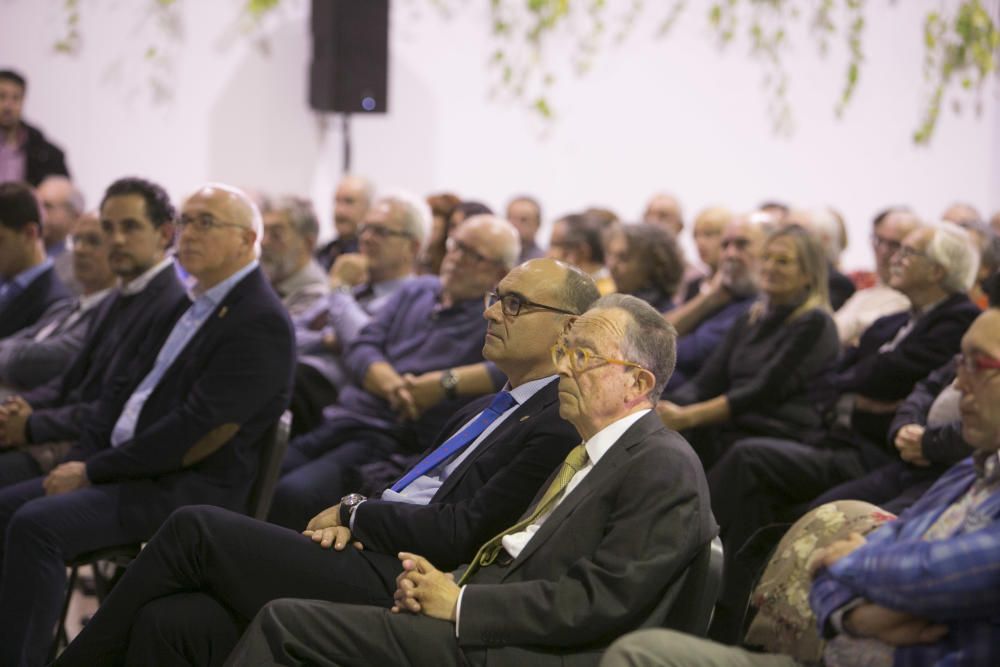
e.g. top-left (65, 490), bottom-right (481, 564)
top-left (49, 565), bottom-right (79, 662)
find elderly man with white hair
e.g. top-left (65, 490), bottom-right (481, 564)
top-left (0, 183), bottom-right (296, 666)
top-left (705, 220), bottom-right (982, 644)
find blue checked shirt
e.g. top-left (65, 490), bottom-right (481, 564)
top-left (110, 261), bottom-right (258, 447)
top-left (811, 452), bottom-right (1000, 667)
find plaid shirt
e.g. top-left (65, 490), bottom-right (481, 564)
top-left (811, 453), bottom-right (1000, 667)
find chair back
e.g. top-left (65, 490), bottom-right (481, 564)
top-left (657, 536), bottom-right (724, 637)
top-left (245, 410), bottom-right (292, 520)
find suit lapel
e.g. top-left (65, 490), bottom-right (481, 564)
top-left (503, 412), bottom-right (665, 578)
top-left (435, 381), bottom-right (560, 500)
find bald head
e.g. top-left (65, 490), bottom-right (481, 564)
top-left (178, 184), bottom-right (260, 289)
top-left (643, 193), bottom-right (683, 235)
top-left (334, 175), bottom-right (374, 240)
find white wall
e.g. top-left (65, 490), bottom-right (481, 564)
top-left (1, 0), bottom-right (997, 270)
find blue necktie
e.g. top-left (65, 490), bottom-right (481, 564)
top-left (390, 391), bottom-right (518, 492)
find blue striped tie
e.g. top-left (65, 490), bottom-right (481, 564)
top-left (390, 391), bottom-right (518, 492)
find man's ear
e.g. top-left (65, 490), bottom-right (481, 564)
top-left (561, 316), bottom-right (577, 335)
top-left (159, 222), bottom-right (176, 250)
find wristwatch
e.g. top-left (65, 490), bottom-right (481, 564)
top-left (440, 369), bottom-right (459, 400)
top-left (339, 493), bottom-right (367, 525)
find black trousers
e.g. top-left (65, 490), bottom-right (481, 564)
top-left (809, 459), bottom-right (949, 516)
top-left (225, 598), bottom-right (473, 667)
top-left (54, 505), bottom-right (402, 667)
top-left (706, 434), bottom-right (892, 644)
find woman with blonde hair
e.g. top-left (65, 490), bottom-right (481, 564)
top-left (659, 223), bottom-right (839, 468)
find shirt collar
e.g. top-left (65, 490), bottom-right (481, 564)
top-left (189, 259), bottom-right (259, 305)
top-left (911, 295), bottom-right (947, 318)
top-left (9, 256), bottom-right (53, 290)
top-left (507, 374), bottom-right (558, 405)
top-left (120, 256), bottom-right (175, 296)
top-left (583, 408), bottom-right (652, 467)
top-left (973, 451), bottom-right (1000, 484)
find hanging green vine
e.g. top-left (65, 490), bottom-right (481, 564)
top-left (47, 0), bottom-right (1000, 144)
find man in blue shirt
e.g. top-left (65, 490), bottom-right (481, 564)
top-left (0, 180), bottom-right (71, 337)
top-left (0, 183), bottom-right (295, 666)
top-left (268, 215), bottom-right (521, 529)
top-left (55, 258), bottom-right (596, 666)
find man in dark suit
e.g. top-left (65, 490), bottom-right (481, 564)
top-left (0, 183), bottom-right (295, 666)
top-left (0, 177), bottom-right (186, 488)
top-left (226, 294), bottom-right (717, 667)
top-left (56, 258), bottom-right (601, 666)
top-left (0, 181), bottom-right (71, 338)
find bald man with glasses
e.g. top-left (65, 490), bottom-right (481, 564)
top-left (57, 258), bottom-right (599, 666)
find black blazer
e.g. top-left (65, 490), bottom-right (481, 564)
top-left (66, 268), bottom-right (295, 532)
top-left (834, 292), bottom-right (979, 400)
top-left (457, 412), bottom-right (717, 666)
top-left (23, 120), bottom-right (70, 186)
top-left (352, 379), bottom-right (579, 571)
top-left (0, 264), bottom-right (70, 338)
top-left (23, 264), bottom-right (187, 444)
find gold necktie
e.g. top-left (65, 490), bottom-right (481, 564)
top-left (459, 443), bottom-right (590, 584)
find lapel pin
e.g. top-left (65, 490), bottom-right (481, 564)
top-left (520, 415), bottom-right (530, 422)
top-left (218, 306), bottom-right (228, 319)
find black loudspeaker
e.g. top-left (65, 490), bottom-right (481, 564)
top-left (309, 0), bottom-right (389, 114)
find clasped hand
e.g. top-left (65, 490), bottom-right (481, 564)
top-left (0, 396), bottom-right (32, 447)
top-left (391, 552), bottom-right (459, 622)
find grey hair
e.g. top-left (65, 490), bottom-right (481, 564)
top-left (590, 293), bottom-right (677, 402)
top-left (380, 192), bottom-right (432, 249)
top-left (39, 175), bottom-right (85, 215)
top-left (465, 214), bottom-right (521, 270)
top-left (271, 195), bottom-right (319, 245)
top-left (927, 220), bottom-right (980, 293)
top-left (808, 207), bottom-right (843, 264)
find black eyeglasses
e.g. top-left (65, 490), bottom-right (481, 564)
top-left (895, 244), bottom-right (929, 262)
top-left (359, 223), bottom-right (411, 239)
top-left (485, 291), bottom-right (577, 317)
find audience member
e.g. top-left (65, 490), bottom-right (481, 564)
top-left (316, 174), bottom-right (373, 270)
top-left (0, 181), bottom-right (71, 337)
top-left (268, 215), bottom-right (518, 529)
top-left (0, 211), bottom-right (114, 393)
top-left (680, 205), bottom-right (731, 301)
top-left (420, 192), bottom-right (460, 274)
top-left (548, 212), bottom-right (616, 294)
top-left (0, 183), bottom-right (295, 665)
top-left (0, 177), bottom-right (186, 489)
top-left (0, 69), bottom-right (69, 185)
top-left (260, 195), bottom-right (328, 316)
top-left (661, 224), bottom-right (838, 468)
top-left (664, 215), bottom-right (762, 390)
top-left (969, 230), bottom-right (999, 309)
top-left (706, 221), bottom-right (981, 642)
top-left (55, 257), bottom-right (596, 665)
top-left (290, 194), bottom-right (427, 435)
top-left (226, 294), bottom-right (717, 666)
top-left (990, 210), bottom-right (1000, 235)
top-left (602, 300), bottom-right (1000, 666)
top-left (834, 207), bottom-right (917, 345)
top-left (507, 194), bottom-right (545, 262)
top-left (448, 200), bottom-right (493, 229)
top-left (36, 175), bottom-right (84, 291)
top-left (758, 200), bottom-right (790, 222)
top-left (792, 207), bottom-right (856, 310)
top-left (606, 223), bottom-right (684, 312)
top-left (642, 192), bottom-right (683, 235)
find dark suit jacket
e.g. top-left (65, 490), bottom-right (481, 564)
top-left (834, 293), bottom-right (979, 400)
top-left (66, 267), bottom-right (295, 532)
top-left (22, 264), bottom-right (187, 444)
top-left (456, 411), bottom-right (717, 666)
top-left (351, 379), bottom-right (580, 571)
top-left (0, 263), bottom-right (70, 338)
top-left (22, 120), bottom-right (70, 186)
